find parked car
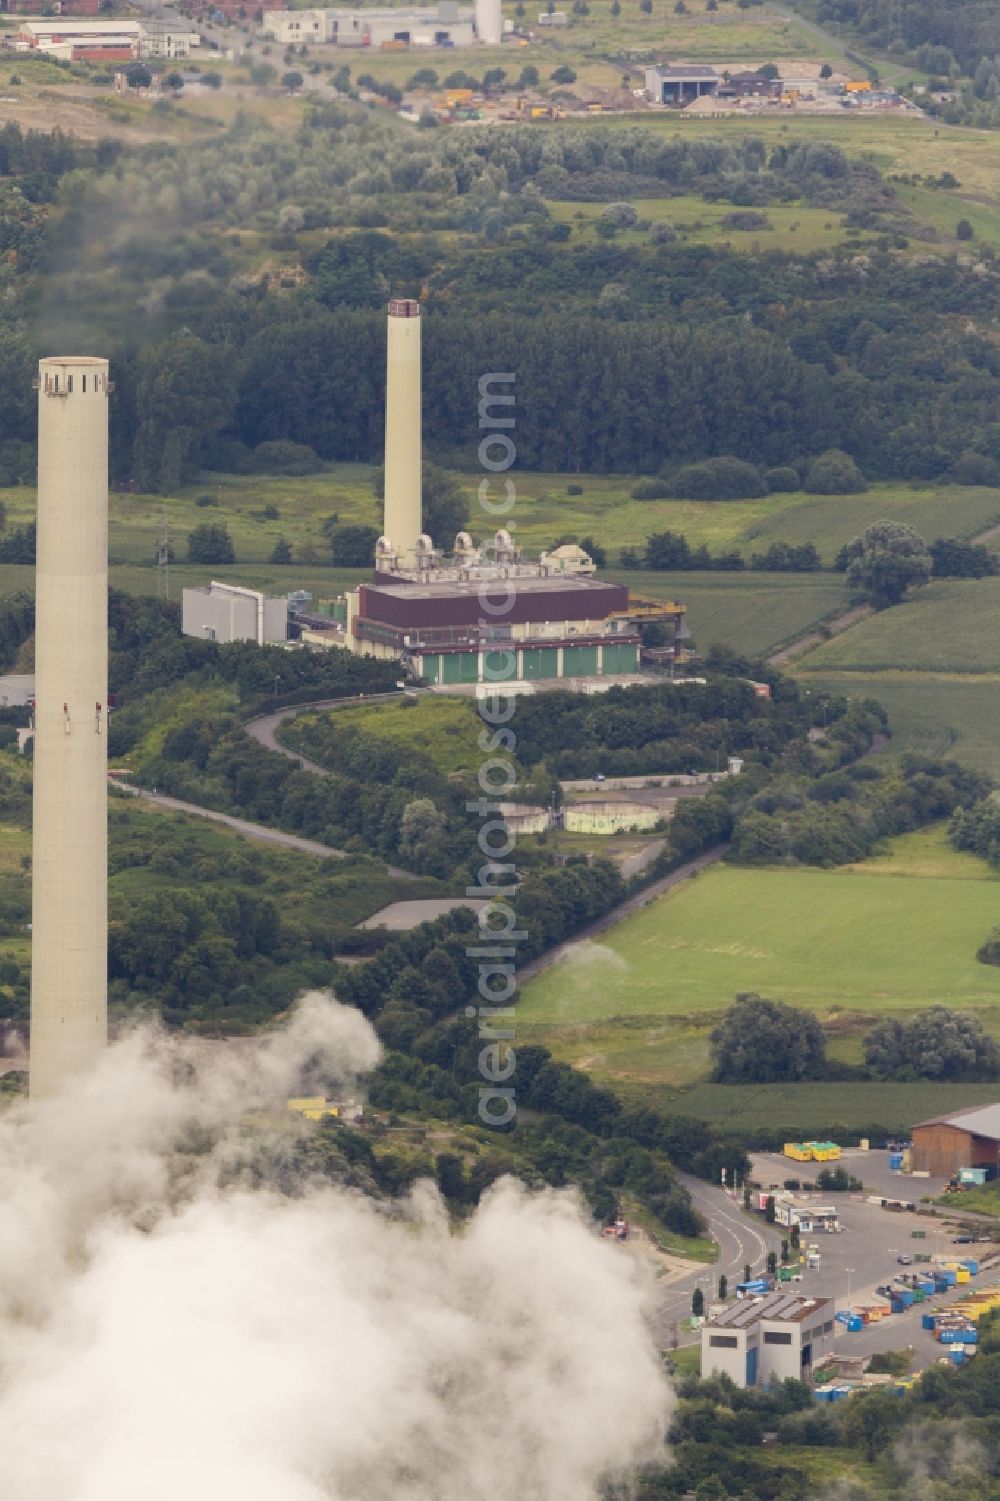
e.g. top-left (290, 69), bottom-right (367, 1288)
top-left (897, 1254), bottom-right (913, 1265)
top-left (953, 1236), bottom-right (974, 1245)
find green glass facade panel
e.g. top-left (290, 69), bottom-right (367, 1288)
top-left (522, 648), bottom-right (559, 680)
top-left (602, 643), bottom-right (639, 674)
top-left (562, 645), bottom-right (598, 676)
top-left (483, 647), bottom-right (518, 683)
top-left (443, 652), bottom-right (480, 684)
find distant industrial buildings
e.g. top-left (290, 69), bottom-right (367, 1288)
top-left (912, 1104), bottom-right (1000, 1178)
top-left (14, 16), bottom-right (199, 59)
top-left (644, 64), bottom-right (782, 106)
top-left (261, 0), bottom-right (505, 49)
top-left (702, 1293), bottom-right (834, 1388)
top-left (182, 581), bottom-right (288, 647)
top-left (644, 64), bottom-right (719, 106)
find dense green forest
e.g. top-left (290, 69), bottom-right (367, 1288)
top-left (0, 114), bottom-right (989, 489)
top-left (814, 0), bottom-right (999, 75)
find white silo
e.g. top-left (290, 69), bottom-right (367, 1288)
top-left (383, 298), bottom-right (422, 565)
top-left (475, 0), bottom-right (503, 45)
top-left (29, 356), bottom-right (110, 1100)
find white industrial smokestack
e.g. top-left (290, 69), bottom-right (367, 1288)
top-left (383, 298), bottom-right (422, 566)
top-left (475, 0), bottom-right (503, 45)
top-left (30, 356), bottom-right (110, 1101)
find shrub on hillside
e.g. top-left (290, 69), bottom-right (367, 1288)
top-left (187, 523), bottom-right (235, 565)
top-left (631, 478), bottom-right (672, 500)
top-left (951, 450), bottom-right (1000, 487)
top-left (764, 466), bottom-right (801, 493)
top-left (804, 449), bottom-right (867, 494)
top-left (329, 523), bottom-right (378, 566)
top-left (668, 456), bottom-right (767, 501)
top-left (864, 1006), bottom-right (999, 1081)
top-left (710, 992), bottom-right (827, 1084)
top-left (253, 439), bottom-right (323, 475)
top-left (930, 536), bottom-right (999, 578)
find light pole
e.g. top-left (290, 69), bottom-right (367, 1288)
top-left (845, 1266), bottom-right (855, 1306)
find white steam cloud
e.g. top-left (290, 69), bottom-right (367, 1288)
top-left (0, 992), bottom-right (671, 1499)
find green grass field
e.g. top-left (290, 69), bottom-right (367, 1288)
top-left (797, 672), bottom-right (1000, 784)
top-left (288, 696), bottom-right (486, 777)
top-left (607, 569), bottom-right (848, 655)
top-left (524, 861), bottom-right (1000, 1021)
top-left (6, 474), bottom-right (996, 576)
top-left (741, 487), bottom-right (1000, 565)
top-left (799, 578), bottom-right (1000, 673)
top-left (517, 828), bottom-right (1000, 1105)
top-left (548, 196), bottom-right (871, 255)
top-left (648, 1080), bottom-right (1000, 1136)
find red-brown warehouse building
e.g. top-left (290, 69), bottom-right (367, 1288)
top-left (911, 1103), bottom-right (1000, 1177)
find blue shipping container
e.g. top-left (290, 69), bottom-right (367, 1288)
top-left (961, 1260), bottom-right (979, 1276)
top-left (922, 1313), bottom-right (937, 1330)
top-left (950, 1346), bottom-right (965, 1365)
top-left (889, 1153), bottom-right (903, 1169)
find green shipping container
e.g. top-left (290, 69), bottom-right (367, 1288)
top-left (420, 654), bottom-right (441, 685)
top-left (562, 645), bottom-right (598, 677)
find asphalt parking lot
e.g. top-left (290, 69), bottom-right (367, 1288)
top-left (745, 1150), bottom-right (999, 1369)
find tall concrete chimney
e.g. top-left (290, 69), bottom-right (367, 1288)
top-left (383, 298), bottom-right (422, 564)
top-left (30, 356), bottom-right (110, 1101)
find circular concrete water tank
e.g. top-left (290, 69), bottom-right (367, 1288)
top-left (497, 801), bottom-right (550, 834)
top-left (564, 800), bottom-right (661, 835)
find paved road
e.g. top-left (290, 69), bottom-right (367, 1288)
top-left (245, 692), bottom-right (414, 766)
top-left (662, 1150), bottom-right (1000, 1368)
top-left (125, 786), bottom-right (414, 879)
top-left (649, 1176), bottom-right (781, 1346)
top-left (125, 788), bottom-right (353, 859)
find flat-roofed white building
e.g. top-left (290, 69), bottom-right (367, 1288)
top-left (182, 582), bottom-right (287, 647)
top-left (17, 17), bottom-right (198, 56)
top-left (702, 1293), bottom-right (834, 1388)
top-left (261, 2), bottom-right (500, 48)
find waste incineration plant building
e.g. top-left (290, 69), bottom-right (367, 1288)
top-left (320, 297), bottom-right (689, 690)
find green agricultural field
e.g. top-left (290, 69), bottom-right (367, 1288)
top-left (9, 474), bottom-right (991, 577)
top-left (650, 1080), bottom-right (1000, 1137)
top-left (523, 862), bottom-right (1000, 1021)
top-left (606, 570), bottom-right (848, 656)
top-left (289, 696), bottom-right (486, 778)
top-left (517, 837), bottom-right (1000, 1103)
top-left (799, 578), bottom-right (1000, 674)
top-left (894, 182), bottom-right (1000, 253)
top-left (548, 196), bottom-right (874, 255)
top-left (742, 486), bottom-right (1000, 565)
top-left (797, 671), bottom-right (1000, 784)
top-left (629, 113), bottom-right (1000, 207)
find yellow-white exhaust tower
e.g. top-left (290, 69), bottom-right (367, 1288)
top-left (30, 356), bottom-right (110, 1100)
top-left (383, 298), bottom-right (422, 565)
